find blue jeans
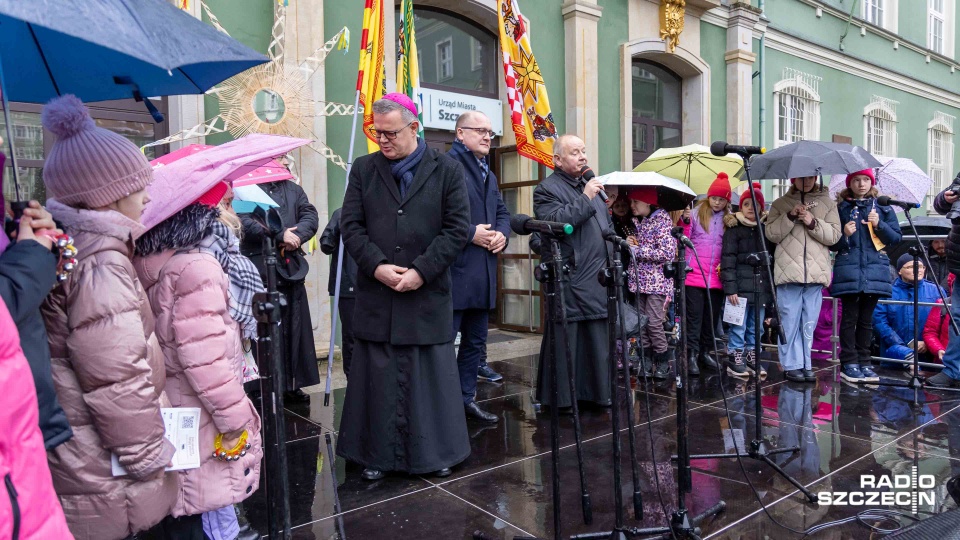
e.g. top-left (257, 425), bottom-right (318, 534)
top-left (727, 305), bottom-right (765, 353)
top-left (940, 284), bottom-right (960, 380)
top-left (776, 284), bottom-right (823, 371)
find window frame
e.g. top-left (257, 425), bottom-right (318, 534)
top-left (435, 36), bottom-right (454, 82)
top-left (929, 0), bottom-right (946, 54)
top-left (862, 98), bottom-right (899, 158)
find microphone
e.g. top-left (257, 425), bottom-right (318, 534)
top-left (877, 195), bottom-right (920, 209)
top-left (580, 165), bottom-right (608, 203)
top-left (710, 140), bottom-right (765, 157)
top-left (510, 213), bottom-right (574, 236)
top-left (670, 226), bottom-right (695, 249)
top-left (603, 230), bottom-right (631, 251)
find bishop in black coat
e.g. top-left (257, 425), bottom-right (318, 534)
top-left (337, 124), bottom-right (471, 475)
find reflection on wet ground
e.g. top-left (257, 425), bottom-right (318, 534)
top-left (243, 351), bottom-right (960, 538)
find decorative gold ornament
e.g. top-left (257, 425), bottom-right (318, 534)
top-left (659, 0), bottom-right (686, 54)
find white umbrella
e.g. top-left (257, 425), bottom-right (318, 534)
top-left (829, 156), bottom-right (932, 204)
top-left (597, 171), bottom-right (696, 211)
top-left (232, 184), bottom-right (279, 213)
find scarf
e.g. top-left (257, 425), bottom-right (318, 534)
top-left (390, 138), bottom-right (427, 198)
top-left (207, 221), bottom-right (265, 340)
top-left (736, 211), bottom-right (758, 226)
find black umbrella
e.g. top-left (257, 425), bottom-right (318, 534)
top-left (749, 140), bottom-right (882, 180)
top-left (886, 215), bottom-right (950, 266)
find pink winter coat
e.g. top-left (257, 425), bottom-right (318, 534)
top-left (0, 296), bottom-right (73, 540)
top-left (41, 202), bottom-right (177, 540)
top-left (683, 208), bottom-right (726, 289)
top-left (134, 248), bottom-right (262, 517)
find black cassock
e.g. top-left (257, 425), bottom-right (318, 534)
top-left (337, 148), bottom-right (471, 474)
top-left (240, 180), bottom-right (320, 391)
top-left (532, 170), bottom-right (612, 408)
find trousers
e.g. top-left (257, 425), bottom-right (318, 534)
top-left (776, 284), bottom-right (823, 371)
top-left (452, 309), bottom-right (488, 405)
top-left (837, 293), bottom-right (879, 367)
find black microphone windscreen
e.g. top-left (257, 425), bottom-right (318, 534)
top-left (710, 141), bottom-right (728, 157)
top-left (877, 195), bottom-right (892, 206)
top-left (509, 213), bottom-right (532, 235)
top-left (580, 165), bottom-right (595, 181)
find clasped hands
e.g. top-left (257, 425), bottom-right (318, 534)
top-left (843, 209), bottom-right (880, 237)
top-left (375, 264), bottom-right (424, 292)
top-left (8, 200), bottom-right (62, 250)
top-left (472, 224), bottom-right (506, 254)
top-left (789, 203), bottom-right (817, 227)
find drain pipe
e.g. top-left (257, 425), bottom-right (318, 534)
top-left (758, 0), bottom-right (767, 149)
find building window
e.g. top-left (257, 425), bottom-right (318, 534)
top-left (470, 36), bottom-right (482, 71)
top-left (929, 0), bottom-right (945, 54)
top-left (928, 112), bottom-right (955, 213)
top-left (631, 60), bottom-right (681, 166)
top-left (436, 37), bottom-right (453, 81)
top-left (772, 69), bottom-right (822, 196)
top-left (863, 96), bottom-right (898, 158)
top-left (863, 0), bottom-right (885, 26)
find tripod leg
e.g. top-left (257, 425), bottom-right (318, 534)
top-left (618, 287), bottom-right (644, 520)
top-left (758, 453), bottom-right (817, 502)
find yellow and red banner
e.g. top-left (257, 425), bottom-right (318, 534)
top-left (497, 0), bottom-right (557, 168)
top-left (357, 0), bottom-right (385, 152)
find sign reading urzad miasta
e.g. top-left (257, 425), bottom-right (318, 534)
top-left (415, 87), bottom-right (503, 135)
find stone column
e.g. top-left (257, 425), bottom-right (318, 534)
top-left (725, 4), bottom-right (761, 145)
top-left (562, 0), bottom-right (602, 164)
top-left (166, 0), bottom-right (205, 149)
top-left (284, 1), bottom-right (331, 358)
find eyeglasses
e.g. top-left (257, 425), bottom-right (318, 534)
top-left (460, 126), bottom-right (496, 138)
top-left (370, 121), bottom-right (414, 141)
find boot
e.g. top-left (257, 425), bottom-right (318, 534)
top-left (700, 350), bottom-right (721, 372)
top-left (687, 350), bottom-right (701, 377)
top-left (640, 347), bottom-right (653, 378)
top-left (726, 350), bottom-right (749, 378)
top-left (653, 350), bottom-right (670, 380)
top-left (744, 349), bottom-right (767, 378)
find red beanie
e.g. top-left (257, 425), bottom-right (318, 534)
top-left (194, 181), bottom-right (228, 207)
top-left (627, 186), bottom-right (658, 206)
top-left (845, 168), bottom-right (875, 187)
top-left (739, 182), bottom-right (764, 210)
top-left (707, 172), bottom-right (732, 201)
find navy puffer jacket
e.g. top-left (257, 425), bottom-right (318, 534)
top-left (830, 198), bottom-right (901, 297)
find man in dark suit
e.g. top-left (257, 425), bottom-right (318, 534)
top-left (337, 94), bottom-right (472, 480)
top-left (447, 112), bottom-right (511, 423)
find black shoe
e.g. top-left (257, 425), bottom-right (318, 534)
top-left (477, 364), bottom-right (503, 382)
top-left (284, 389), bottom-right (310, 404)
top-left (235, 524), bottom-right (261, 540)
top-left (927, 372), bottom-right (960, 388)
top-left (802, 369), bottom-right (816, 382)
top-left (653, 351), bottom-right (670, 380)
top-left (434, 467), bottom-right (452, 478)
top-left (687, 351), bottom-right (701, 377)
top-left (465, 402), bottom-right (498, 423)
top-left (640, 348), bottom-right (653, 377)
top-left (784, 369), bottom-right (806, 383)
top-left (700, 351), bottom-right (721, 372)
top-left (362, 468), bottom-right (385, 481)
top-left (726, 350), bottom-right (749, 379)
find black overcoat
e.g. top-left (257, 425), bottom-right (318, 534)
top-left (341, 148), bottom-right (471, 345)
top-left (319, 208), bottom-right (357, 299)
top-left (446, 143), bottom-right (511, 311)
top-left (532, 170), bottom-right (612, 321)
top-left (239, 179), bottom-right (320, 278)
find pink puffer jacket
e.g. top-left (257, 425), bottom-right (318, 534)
top-left (0, 296), bottom-right (73, 540)
top-left (134, 248), bottom-right (262, 517)
top-left (41, 202), bottom-right (177, 540)
top-left (683, 208), bottom-right (726, 289)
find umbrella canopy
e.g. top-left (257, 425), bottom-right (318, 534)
top-left (0, 0), bottom-right (268, 103)
top-left (828, 156), bottom-right (933, 205)
top-left (633, 143), bottom-right (744, 194)
top-left (749, 141), bottom-right (882, 180)
top-left (232, 184), bottom-right (279, 214)
top-left (885, 216), bottom-right (950, 266)
top-left (597, 171), bottom-right (696, 211)
top-left (150, 144), bottom-right (294, 187)
top-left (141, 133), bottom-right (310, 231)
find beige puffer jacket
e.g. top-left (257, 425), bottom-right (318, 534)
top-left (765, 185), bottom-right (842, 287)
top-left (41, 201), bottom-right (177, 540)
top-left (134, 248), bottom-right (262, 518)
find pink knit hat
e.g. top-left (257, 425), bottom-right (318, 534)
top-left (41, 95), bottom-right (152, 208)
top-left (381, 92), bottom-right (419, 118)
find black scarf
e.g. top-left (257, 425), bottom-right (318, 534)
top-left (389, 138), bottom-right (427, 198)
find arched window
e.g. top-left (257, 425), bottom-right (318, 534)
top-left (631, 60), bottom-right (682, 166)
top-left (863, 96), bottom-right (898, 157)
top-left (928, 112), bottom-right (955, 212)
top-left (402, 7), bottom-right (498, 98)
top-left (773, 68), bottom-right (821, 148)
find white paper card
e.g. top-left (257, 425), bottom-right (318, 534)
top-left (723, 297), bottom-right (747, 326)
top-left (722, 428), bottom-right (746, 454)
top-left (112, 407), bottom-right (201, 477)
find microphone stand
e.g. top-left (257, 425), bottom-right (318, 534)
top-left (252, 208), bottom-right (292, 539)
top-left (571, 242), bottom-right (647, 539)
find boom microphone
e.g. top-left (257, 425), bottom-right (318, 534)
top-left (710, 140), bottom-right (765, 157)
top-left (877, 195), bottom-right (921, 209)
top-left (580, 165), bottom-right (608, 203)
top-left (670, 226), bottom-right (695, 249)
top-left (603, 230), bottom-right (631, 251)
top-left (510, 213), bottom-right (574, 236)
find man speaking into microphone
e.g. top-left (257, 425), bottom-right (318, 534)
top-left (533, 134), bottom-right (612, 409)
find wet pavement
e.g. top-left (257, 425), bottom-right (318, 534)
top-left (242, 351), bottom-right (960, 539)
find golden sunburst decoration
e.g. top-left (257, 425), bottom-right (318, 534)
top-left (143, 2), bottom-right (353, 170)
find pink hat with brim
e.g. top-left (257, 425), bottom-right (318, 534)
top-left (381, 92), bottom-right (419, 118)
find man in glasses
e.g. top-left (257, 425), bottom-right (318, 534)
top-left (446, 112), bottom-right (511, 424)
top-left (338, 93), bottom-right (472, 480)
